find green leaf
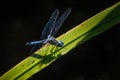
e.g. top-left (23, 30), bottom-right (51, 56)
top-left (1, 2), bottom-right (120, 80)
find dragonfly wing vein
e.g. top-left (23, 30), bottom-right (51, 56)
top-left (52, 8), bottom-right (71, 36)
top-left (41, 9), bottom-right (59, 39)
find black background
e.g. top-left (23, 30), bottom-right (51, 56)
top-left (0, 0), bottom-right (120, 80)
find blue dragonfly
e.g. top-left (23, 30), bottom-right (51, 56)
top-left (26, 8), bottom-right (71, 54)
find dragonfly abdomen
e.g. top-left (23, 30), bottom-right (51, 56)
top-left (26, 40), bottom-right (45, 46)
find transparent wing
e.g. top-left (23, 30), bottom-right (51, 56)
top-left (29, 43), bottom-right (42, 54)
top-left (51, 8), bottom-right (71, 36)
top-left (41, 9), bottom-right (59, 39)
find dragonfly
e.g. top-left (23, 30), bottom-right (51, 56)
top-left (26, 8), bottom-right (71, 54)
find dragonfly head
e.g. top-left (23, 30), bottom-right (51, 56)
top-left (57, 40), bottom-right (64, 47)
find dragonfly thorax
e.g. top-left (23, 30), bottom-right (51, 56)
top-left (45, 36), bottom-right (64, 47)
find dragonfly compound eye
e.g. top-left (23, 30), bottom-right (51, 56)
top-left (58, 40), bottom-right (64, 47)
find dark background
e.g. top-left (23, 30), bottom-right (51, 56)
top-left (0, 0), bottom-right (120, 80)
